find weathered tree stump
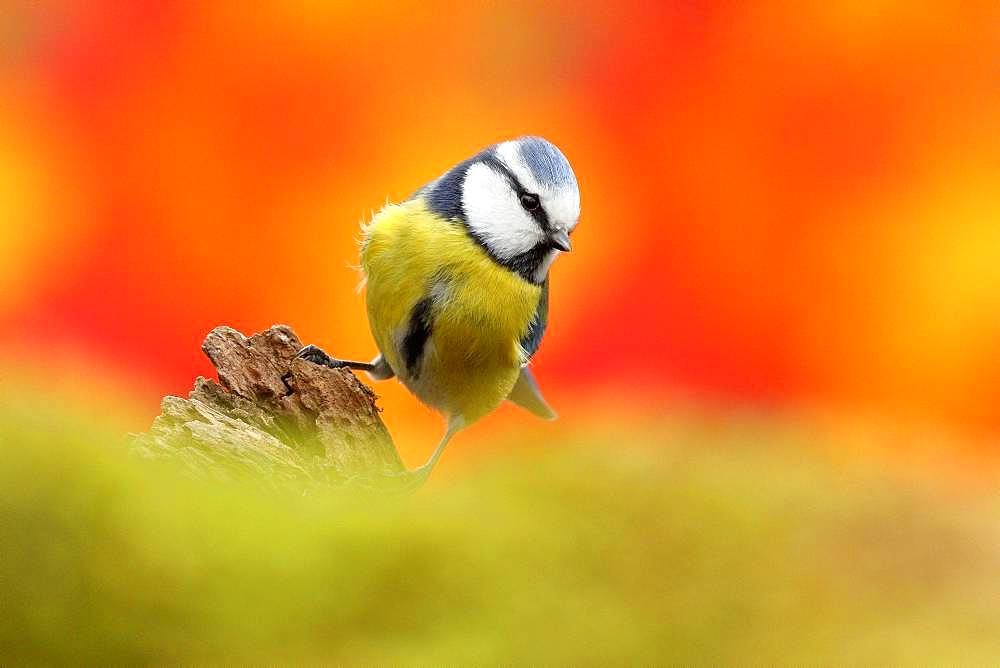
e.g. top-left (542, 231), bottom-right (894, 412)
top-left (132, 325), bottom-right (406, 488)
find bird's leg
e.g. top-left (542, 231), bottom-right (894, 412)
top-left (296, 344), bottom-right (375, 372)
top-left (402, 418), bottom-right (464, 488)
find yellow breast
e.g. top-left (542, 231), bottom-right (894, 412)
top-left (361, 199), bottom-right (542, 424)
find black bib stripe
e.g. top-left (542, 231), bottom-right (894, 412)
top-left (402, 297), bottom-right (434, 378)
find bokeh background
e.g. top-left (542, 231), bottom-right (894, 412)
top-left (3, 2), bottom-right (1000, 662)
top-left (2, 1), bottom-right (1000, 453)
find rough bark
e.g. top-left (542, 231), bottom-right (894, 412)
top-left (132, 325), bottom-right (405, 488)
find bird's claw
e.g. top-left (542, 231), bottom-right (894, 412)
top-left (379, 467), bottom-right (431, 493)
top-left (296, 344), bottom-right (347, 369)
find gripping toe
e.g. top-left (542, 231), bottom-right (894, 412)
top-left (296, 344), bottom-right (341, 368)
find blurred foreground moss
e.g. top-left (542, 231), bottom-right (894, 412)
top-left (2, 395), bottom-right (999, 664)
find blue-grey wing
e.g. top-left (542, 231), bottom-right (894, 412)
top-left (520, 280), bottom-right (549, 361)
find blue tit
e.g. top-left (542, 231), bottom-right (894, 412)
top-left (298, 136), bottom-right (580, 483)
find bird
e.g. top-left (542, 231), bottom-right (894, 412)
top-left (297, 136), bottom-right (579, 484)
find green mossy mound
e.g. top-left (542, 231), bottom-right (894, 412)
top-left (2, 395), bottom-right (998, 664)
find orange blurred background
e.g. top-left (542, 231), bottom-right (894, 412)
top-left (2, 1), bottom-right (999, 461)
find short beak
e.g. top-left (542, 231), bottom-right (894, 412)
top-left (549, 229), bottom-right (572, 253)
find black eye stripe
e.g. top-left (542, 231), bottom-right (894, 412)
top-left (480, 153), bottom-right (551, 231)
top-left (480, 154), bottom-right (523, 194)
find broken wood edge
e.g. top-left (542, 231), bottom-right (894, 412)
top-left (131, 324), bottom-right (419, 491)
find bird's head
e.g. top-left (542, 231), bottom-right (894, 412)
top-left (423, 136), bottom-right (580, 284)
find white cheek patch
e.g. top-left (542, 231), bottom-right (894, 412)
top-left (462, 162), bottom-right (544, 259)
